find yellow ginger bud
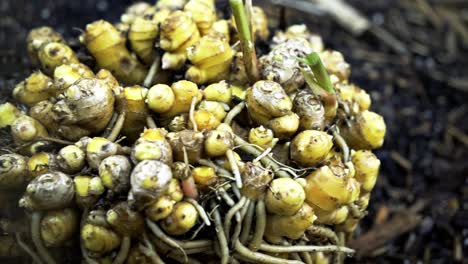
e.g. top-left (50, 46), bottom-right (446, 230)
top-left (290, 130), bottom-right (333, 167)
top-left (160, 11), bottom-right (200, 70)
top-left (37, 42), bottom-right (79, 75)
top-left (161, 201), bottom-right (199, 235)
top-left (82, 20), bottom-right (147, 84)
top-left (341, 110), bottom-right (386, 150)
top-left (352, 150), bottom-right (380, 192)
top-left (184, 0), bottom-right (216, 36)
top-left (0, 103), bottom-right (23, 128)
top-left (304, 165), bottom-right (360, 211)
top-left (248, 126), bottom-right (276, 150)
top-left (265, 203), bottom-right (316, 244)
top-left (186, 35), bottom-right (234, 84)
top-left (81, 224), bottom-right (121, 254)
top-left (13, 71), bottom-right (54, 106)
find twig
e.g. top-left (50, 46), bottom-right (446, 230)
top-left (447, 125), bottom-right (468, 146)
top-left (454, 235), bottom-right (463, 262)
top-left (390, 151), bottom-right (413, 172)
top-left (415, 0), bottom-right (443, 29)
top-left (368, 26), bottom-right (409, 54)
top-left (270, 0), bottom-right (327, 16)
top-left (314, 0), bottom-right (370, 35)
top-left (448, 77), bottom-right (468, 92)
top-left (437, 7), bottom-right (468, 46)
top-left (349, 212), bottom-right (422, 257)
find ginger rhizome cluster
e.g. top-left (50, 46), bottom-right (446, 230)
top-left (0, 1), bottom-right (386, 264)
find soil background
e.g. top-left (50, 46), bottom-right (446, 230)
top-left (0, 0), bottom-right (467, 263)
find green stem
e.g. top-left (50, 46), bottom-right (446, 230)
top-left (298, 52), bottom-right (335, 94)
top-left (230, 0), bottom-right (260, 84)
top-left (300, 67), bottom-right (338, 120)
top-left (245, 0), bottom-right (254, 41)
top-left (300, 68), bottom-right (328, 97)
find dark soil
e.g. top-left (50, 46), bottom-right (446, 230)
top-left (0, 0), bottom-right (467, 263)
